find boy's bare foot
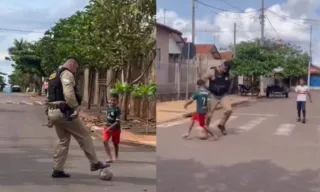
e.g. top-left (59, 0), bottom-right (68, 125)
top-left (105, 158), bottom-right (114, 163)
top-left (208, 135), bottom-right (218, 141)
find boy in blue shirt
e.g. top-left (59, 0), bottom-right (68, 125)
top-left (183, 79), bottom-right (217, 140)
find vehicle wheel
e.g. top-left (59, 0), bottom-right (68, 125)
top-left (251, 88), bottom-right (260, 96)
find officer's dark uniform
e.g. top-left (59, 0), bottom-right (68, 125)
top-left (205, 63), bottom-right (233, 135)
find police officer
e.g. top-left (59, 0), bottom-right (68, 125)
top-left (47, 57), bottom-right (109, 178)
top-left (203, 60), bottom-right (233, 136)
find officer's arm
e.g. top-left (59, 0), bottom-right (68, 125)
top-left (203, 69), bottom-right (215, 87)
top-left (60, 71), bottom-right (79, 109)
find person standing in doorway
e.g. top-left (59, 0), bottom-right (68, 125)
top-left (295, 78), bottom-right (312, 124)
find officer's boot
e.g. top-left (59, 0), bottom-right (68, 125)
top-left (52, 169), bottom-right (71, 178)
top-left (90, 161), bottom-right (110, 171)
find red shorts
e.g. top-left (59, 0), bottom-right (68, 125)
top-left (103, 126), bottom-right (121, 144)
top-left (192, 113), bottom-right (206, 127)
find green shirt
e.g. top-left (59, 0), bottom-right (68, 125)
top-left (192, 88), bottom-right (210, 114)
top-left (105, 105), bottom-right (121, 130)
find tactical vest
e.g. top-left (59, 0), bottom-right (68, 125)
top-left (208, 68), bottom-right (229, 96)
top-left (47, 67), bottom-right (81, 104)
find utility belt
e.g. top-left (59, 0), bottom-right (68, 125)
top-left (48, 101), bottom-right (74, 121)
top-left (208, 85), bottom-right (228, 96)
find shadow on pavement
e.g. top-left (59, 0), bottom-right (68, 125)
top-left (0, 146), bottom-right (155, 187)
top-left (157, 157), bottom-right (320, 192)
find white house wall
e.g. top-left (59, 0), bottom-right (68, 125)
top-left (168, 35), bottom-right (182, 54)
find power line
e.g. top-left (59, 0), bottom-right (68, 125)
top-left (266, 10), bottom-right (308, 28)
top-left (196, 0), bottom-right (260, 14)
top-left (0, 27), bottom-right (43, 33)
top-left (215, 0), bottom-right (259, 14)
top-left (267, 10), bottom-right (320, 22)
top-left (265, 14), bottom-right (281, 40)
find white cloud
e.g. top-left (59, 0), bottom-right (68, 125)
top-left (0, 0), bottom-right (89, 75)
top-left (157, 0), bottom-right (320, 64)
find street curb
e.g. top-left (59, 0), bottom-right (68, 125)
top-left (157, 99), bottom-right (251, 124)
top-left (89, 126), bottom-right (156, 150)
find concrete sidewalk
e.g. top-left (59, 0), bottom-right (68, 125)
top-left (157, 95), bottom-right (251, 123)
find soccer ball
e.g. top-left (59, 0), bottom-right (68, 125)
top-left (197, 127), bottom-right (208, 140)
top-left (99, 168), bottom-right (113, 181)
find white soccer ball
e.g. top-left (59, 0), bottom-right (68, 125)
top-left (99, 168), bottom-right (113, 181)
top-left (197, 128), bottom-right (208, 140)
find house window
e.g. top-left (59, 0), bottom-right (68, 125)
top-left (156, 48), bottom-right (161, 61)
top-left (169, 53), bottom-right (180, 63)
top-left (156, 48), bottom-right (161, 69)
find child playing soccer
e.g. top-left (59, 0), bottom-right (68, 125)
top-left (103, 93), bottom-right (122, 163)
top-left (295, 78), bottom-right (312, 123)
top-left (182, 79), bottom-right (217, 140)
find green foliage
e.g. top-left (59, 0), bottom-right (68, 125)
top-left (113, 80), bottom-right (132, 95)
top-left (112, 81), bottom-right (156, 99)
top-left (232, 38), bottom-right (309, 78)
top-left (7, 0), bottom-right (156, 87)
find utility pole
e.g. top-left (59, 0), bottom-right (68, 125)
top-left (259, 0), bottom-right (265, 95)
top-left (233, 23), bottom-right (236, 57)
top-left (164, 9), bottom-right (167, 24)
top-left (191, 0), bottom-right (195, 44)
top-left (307, 25), bottom-right (312, 87)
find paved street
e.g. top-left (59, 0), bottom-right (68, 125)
top-left (0, 93), bottom-right (156, 192)
top-left (157, 91), bottom-right (320, 192)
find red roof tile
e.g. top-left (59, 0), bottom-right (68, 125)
top-left (195, 44), bottom-right (214, 54)
top-left (219, 51), bottom-right (233, 60)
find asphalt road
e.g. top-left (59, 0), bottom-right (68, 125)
top-left (0, 93), bottom-right (156, 192)
top-left (157, 91), bottom-right (320, 192)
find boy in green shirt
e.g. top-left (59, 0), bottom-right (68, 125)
top-left (103, 93), bottom-right (121, 163)
top-left (183, 79), bottom-right (217, 140)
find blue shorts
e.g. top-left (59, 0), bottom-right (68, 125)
top-left (297, 101), bottom-right (306, 111)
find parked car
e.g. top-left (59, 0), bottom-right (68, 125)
top-left (266, 72), bottom-right (289, 98)
top-left (266, 84), bottom-right (289, 98)
top-left (11, 85), bottom-right (21, 92)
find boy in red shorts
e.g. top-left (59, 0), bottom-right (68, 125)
top-left (182, 79), bottom-right (216, 140)
top-left (103, 93), bottom-right (121, 163)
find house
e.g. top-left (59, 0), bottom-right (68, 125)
top-left (156, 22), bottom-right (185, 65)
top-left (195, 44), bottom-right (224, 70)
top-left (156, 23), bottom-right (186, 95)
top-left (309, 64), bottom-right (320, 89)
top-left (219, 51), bottom-right (234, 61)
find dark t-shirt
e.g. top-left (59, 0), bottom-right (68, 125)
top-left (105, 105), bottom-right (121, 130)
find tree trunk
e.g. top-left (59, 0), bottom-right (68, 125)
top-left (87, 68), bottom-right (95, 110)
top-left (121, 63), bottom-right (132, 120)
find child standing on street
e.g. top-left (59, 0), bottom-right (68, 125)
top-left (103, 93), bottom-right (122, 163)
top-left (295, 78), bottom-right (312, 123)
top-left (183, 79), bottom-right (216, 140)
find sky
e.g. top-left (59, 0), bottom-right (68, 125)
top-left (0, 0), bottom-right (319, 82)
top-left (157, 0), bottom-right (320, 65)
top-left (0, 0), bottom-right (90, 82)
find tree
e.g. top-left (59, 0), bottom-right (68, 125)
top-left (232, 38), bottom-right (309, 78)
top-left (6, 39), bottom-right (45, 93)
top-left (87, 0), bottom-right (156, 119)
